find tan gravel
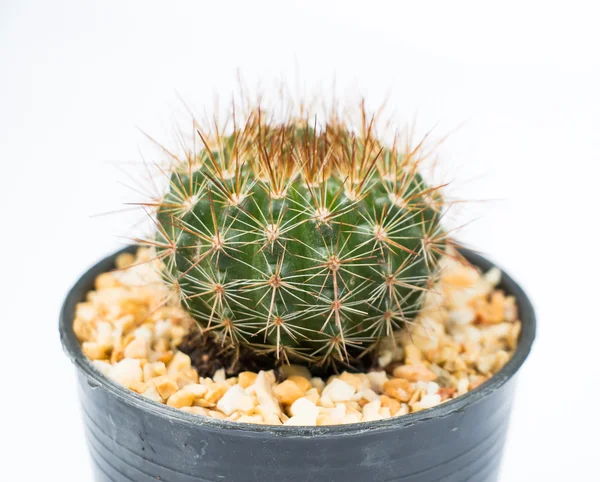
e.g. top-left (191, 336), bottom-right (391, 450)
top-left (74, 248), bottom-right (521, 425)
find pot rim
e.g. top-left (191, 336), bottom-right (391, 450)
top-left (60, 245), bottom-right (535, 438)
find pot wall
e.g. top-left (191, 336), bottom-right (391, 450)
top-left (61, 247), bottom-right (535, 482)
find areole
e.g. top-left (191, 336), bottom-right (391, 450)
top-left (60, 246), bottom-right (535, 482)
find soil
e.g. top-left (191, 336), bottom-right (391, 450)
top-left (177, 328), bottom-right (285, 380)
top-left (177, 326), bottom-right (376, 380)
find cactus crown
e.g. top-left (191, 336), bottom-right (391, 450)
top-left (149, 100), bottom-right (449, 369)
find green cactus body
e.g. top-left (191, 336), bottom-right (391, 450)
top-left (156, 113), bottom-right (446, 367)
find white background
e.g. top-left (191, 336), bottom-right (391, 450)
top-left (1, 1), bottom-right (599, 480)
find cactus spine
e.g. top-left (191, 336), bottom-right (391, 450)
top-left (152, 103), bottom-right (448, 368)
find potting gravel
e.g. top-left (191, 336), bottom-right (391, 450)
top-left (73, 248), bottom-right (521, 426)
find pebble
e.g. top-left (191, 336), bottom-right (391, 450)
top-left (392, 364), bottom-right (438, 382)
top-left (108, 359), bottom-right (142, 389)
top-left (286, 397), bottom-right (319, 425)
top-left (273, 380), bottom-right (305, 405)
top-left (321, 379), bottom-right (356, 402)
top-left (167, 390), bottom-right (195, 408)
top-left (217, 385), bottom-right (254, 415)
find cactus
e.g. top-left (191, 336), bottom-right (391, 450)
top-left (151, 104), bottom-right (448, 368)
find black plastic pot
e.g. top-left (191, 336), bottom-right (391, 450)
top-left (60, 247), bottom-right (535, 482)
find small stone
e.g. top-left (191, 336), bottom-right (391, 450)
top-left (377, 350), bottom-right (393, 368)
top-left (82, 342), bottom-right (107, 361)
top-left (167, 390), bottom-right (195, 408)
top-left (409, 388), bottom-right (425, 406)
top-left (477, 291), bottom-right (505, 324)
top-left (193, 398), bottom-right (215, 408)
top-left (273, 380), bottom-right (305, 405)
top-left (108, 359), bottom-right (143, 389)
top-left (304, 387), bottom-right (320, 404)
top-left (316, 404), bottom-right (347, 425)
top-left (338, 372), bottom-right (365, 391)
top-left (228, 412), bottom-right (241, 421)
top-left (213, 368), bottom-right (226, 383)
top-left (115, 252), bottom-right (136, 269)
top-left (181, 383), bottom-right (208, 397)
top-left (383, 378), bottom-right (413, 402)
top-left (170, 325), bottom-right (187, 346)
top-left (378, 406), bottom-right (392, 419)
top-left (341, 413), bottom-right (362, 424)
top-left (393, 364), bottom-right (437, 382)
top-left (141, 384), bottom-right (163, 403)
top-left (404, 344), bottom-right (423, 364)
top-left (175, 368), bottom-right (199, 389)
top-left (366, 371), bottom-right (388, 392)
top-left (96, 321), bottom-right (114, 349)
top-left (208, 410), bottom-right (227, 420)
top-left (124, 337), bottom-right (148, 359)
top-left (238, 371), bottom-right (258, 389)
top-left (263, 370), bottom-right (277, 384)
top-left (492, 350), bottom-right (510, 373)
top-left (425, 381), bottom-right (439, 396)
top-left (75, 301), bottom-right (97, 325)
top-left (355, 388), bottom-right (378, 403)
top-left (110, 347), bottom-right (124, 365)
top-left (321, 379), bottom-right (356, 402)
top-left (476, 354), bottom-right (496, 374)
top-left (263, 413), bottom-right (283, 425)
top-left (380, 395), bottom-right (401, 415)
top-left (167, 351), bottom-right (192, 377)
top-left (133, 326), bottom-right (153, 343)
top-left (508, 322), bottom-right (521, 350)
top-left (143, 361), bottom-right (166, 382)
top-left (416, 394), bottom-right (441, 410)
top-left (91, 360), bottom-right (112, 376)
top-left (95, 272), bottom-right (120, 290)
top-left (154, 350), bottom-right (174, 365)
top-left (205, 382), bottom-right (229, 403)
top-left (438, 387), bottom-right (457, 401)
top-left (153, 338), bottom-right (170, 353)
top-left (442, 265), bottom-right (479, 288)
top-left (484, 267), bottom-right (501, 287)
top-left (315, 413), bottom-right (335, 426)
top-left (114, 315), bottom-right (136, 335)
top-left (130, 381), bottom-right (148, 394)
top-left (289, 397), bottom-right (319, 421)
top-left (457, 378), bottom-right (469, 396)
top-left (504, 295), bottom-right (518, 322)
top-left (253, 371), bottom-right (281, 414)
top-left (395, 403), bottom-right (410, 417)
top-left (448, 308), bottom-right (476, 326)
top-left (329, 403), bottom-right (347, 422)
top-left (287, 375), bottom-right (311, 392)
top-left (154, 320), bottom-right (172, 339)
top-left (469, 375), bottom-right (487, 390)
top-left (362, 399), bottom-right (383, 421)
top-left (217, 385), bottom-right (255, 415)
top-left (153, 375), bottom-right (179, 400)
top-left (73, 316), bottom-right (93, 342)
